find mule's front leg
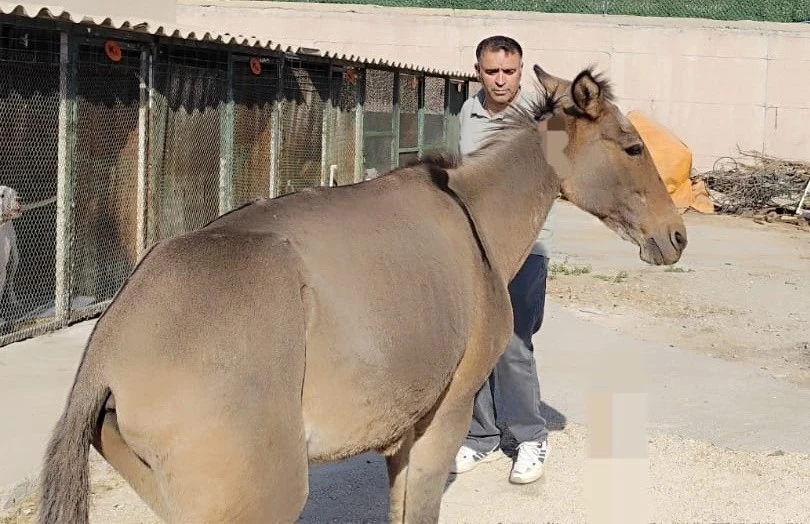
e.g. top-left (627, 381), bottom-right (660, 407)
top-left (399, 394), bottom-right (475, 524)
top-left (385, 428), bottom-right (414, 524)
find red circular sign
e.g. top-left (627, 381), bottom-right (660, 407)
top-left (249, 57), bottom-right (262, 75)
top-left (344, 67), bottom-right (356, 84)
top-left (104, 40), bottom-right (122, 62)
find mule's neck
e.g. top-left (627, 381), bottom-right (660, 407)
top-left (451, 127), bottom-right (561, 284)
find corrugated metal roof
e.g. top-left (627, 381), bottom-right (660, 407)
top-left (0, 2), bottom-right (475, 78)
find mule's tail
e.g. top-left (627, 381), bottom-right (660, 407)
top-left (38, 346), bottom-right (109, 524)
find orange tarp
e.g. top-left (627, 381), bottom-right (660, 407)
top-left (627, 111), bottom-right (714, 214)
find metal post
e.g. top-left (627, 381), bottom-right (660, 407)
top-left (55, 31), bottom-right (76, 324)
top-left (320, 64), bottom-right (333, 187)
top-left (392, 70), bottom-right (400, 169)
top-left (269, 58), bottom-right (284, 197)
top-left (219, 51), bottom-right (234, 214)
top-left (443, 77), bottom-right (450, 151)
top-left (417, 75), bottom-right (425, 157)
top-left (136, 48), bottom-right (150, 259)
top-left (146, 45), bottom-right (165, 247)
top-left (354, 68), bottom-right (365, 183)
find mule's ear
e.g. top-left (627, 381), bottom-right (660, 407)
top-left (533, 64), bottom-right (562, 93)
top-left (533, 64), bottom-right (552, 82)
top-left (571, 69), bottom-right (604, 119)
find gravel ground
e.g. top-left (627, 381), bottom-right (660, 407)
top-left (4, 422), bottom-right (810, 523)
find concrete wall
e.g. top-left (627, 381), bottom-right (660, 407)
top-left (176, 1), bottom-right (810, 172)
top-left (60, 0), bottom-right (176, 22)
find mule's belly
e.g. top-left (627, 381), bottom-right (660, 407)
top-left (302, 331), bottom-right (467, 462)
top-left (299, 272), bottom-right (476, 462)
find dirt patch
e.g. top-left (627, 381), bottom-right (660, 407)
top-left (0, 454), bottom-right (160, 524)
top-left (548, 203), bottom-right (810, 389)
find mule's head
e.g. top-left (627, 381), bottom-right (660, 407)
top-left (0, 185), bottom-right (22, 221)
top-left (532, 64), bottom-right (687, 265)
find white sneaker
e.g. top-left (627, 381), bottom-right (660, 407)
top-left (509, 440), bottom-right (549, 484)
top-left (451, 444), bottom-right (505, 474)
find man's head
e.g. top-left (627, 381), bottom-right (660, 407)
top-left (474, 35), bottom-right (523, 114)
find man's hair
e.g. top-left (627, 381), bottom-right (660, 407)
top-left (475, 35), bottom-right (523, 61)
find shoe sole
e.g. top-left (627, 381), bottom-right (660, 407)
top-left (451, 449), bottom-right (506, 474)
top-left (508, 469), bottom-right (544, 484)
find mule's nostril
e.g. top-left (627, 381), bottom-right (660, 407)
top-left (672, 230), bottom-right (687, 251)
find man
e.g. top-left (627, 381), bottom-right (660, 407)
top-left (452, 35), bottom-right (556, 485)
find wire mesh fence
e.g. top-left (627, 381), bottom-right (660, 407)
top-left (423, 76), bottom-right (446, 153)
top-left (232, 54), bottom-right (279, 207)
top-left (0, 15), bottom-right (473, 347)
top-left (398, 72), bottom-right (419, 166)
top-left (278, 60), bottom-right (331, 194)
top-left (71, 38), bottom-right (144, 321)
top-left (363, 68), bottom-right (395, 178)
top-left (326, 66), bottom-right (360, 186)
top-left (149, 45), bottom-right (227, 244)
top-left (271, 0), bottom-right (810, 23)
top-left (0, 25), bottom-right (60, 337)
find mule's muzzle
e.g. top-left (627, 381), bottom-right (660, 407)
top-left (642, 226), bottom-right (687, 265)
top-left (671, 229), bottom-right (687, 253)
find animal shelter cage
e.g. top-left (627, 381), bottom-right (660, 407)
top-left (0, 7), bottom-right (473, 347)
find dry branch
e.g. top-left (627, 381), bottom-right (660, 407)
top-left (697, 148), bottom-right (810, 215)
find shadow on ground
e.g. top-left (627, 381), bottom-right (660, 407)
top-left (297, 402), bottom-right (566, 522)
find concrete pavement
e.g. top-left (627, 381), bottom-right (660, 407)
top-left (2, 293), bottom-right (810, 511)
top-left (0, 321), bottom-right (93, 509)
top-left (539, 303), bottom-right (810, 455)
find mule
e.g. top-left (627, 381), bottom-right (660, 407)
top-left (39, 64), bottom-right (686, 524)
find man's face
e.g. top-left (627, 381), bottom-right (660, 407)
top-left (475, 48), bottom-right (522, 109)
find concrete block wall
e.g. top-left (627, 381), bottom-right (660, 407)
top-left (177, 1), bottom-right (810, 172)
top-left (58, 0), bottom-right (177, 22)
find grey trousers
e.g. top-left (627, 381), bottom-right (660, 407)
top-left (466, 253), bottom-right (549, 452)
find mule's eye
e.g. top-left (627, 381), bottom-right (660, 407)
top-left (625, 144), bottom-right (643, 156)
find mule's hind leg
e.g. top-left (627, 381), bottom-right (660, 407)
top-left (162, 417), bottom-right (309, 523)
top-left (109, 360), bottom-right (309, 523)
top-left (101, 389), bottom-right (310, 523)
top-left (95, 406), bottom-right (170, 520)
top-left (147, 382), bottom-right (310, 524)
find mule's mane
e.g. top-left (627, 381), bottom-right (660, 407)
top-left (415, 150), bottom-right (463, 170)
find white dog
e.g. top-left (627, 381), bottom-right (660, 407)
top-left (0, 185), bottom-right (22, 311)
